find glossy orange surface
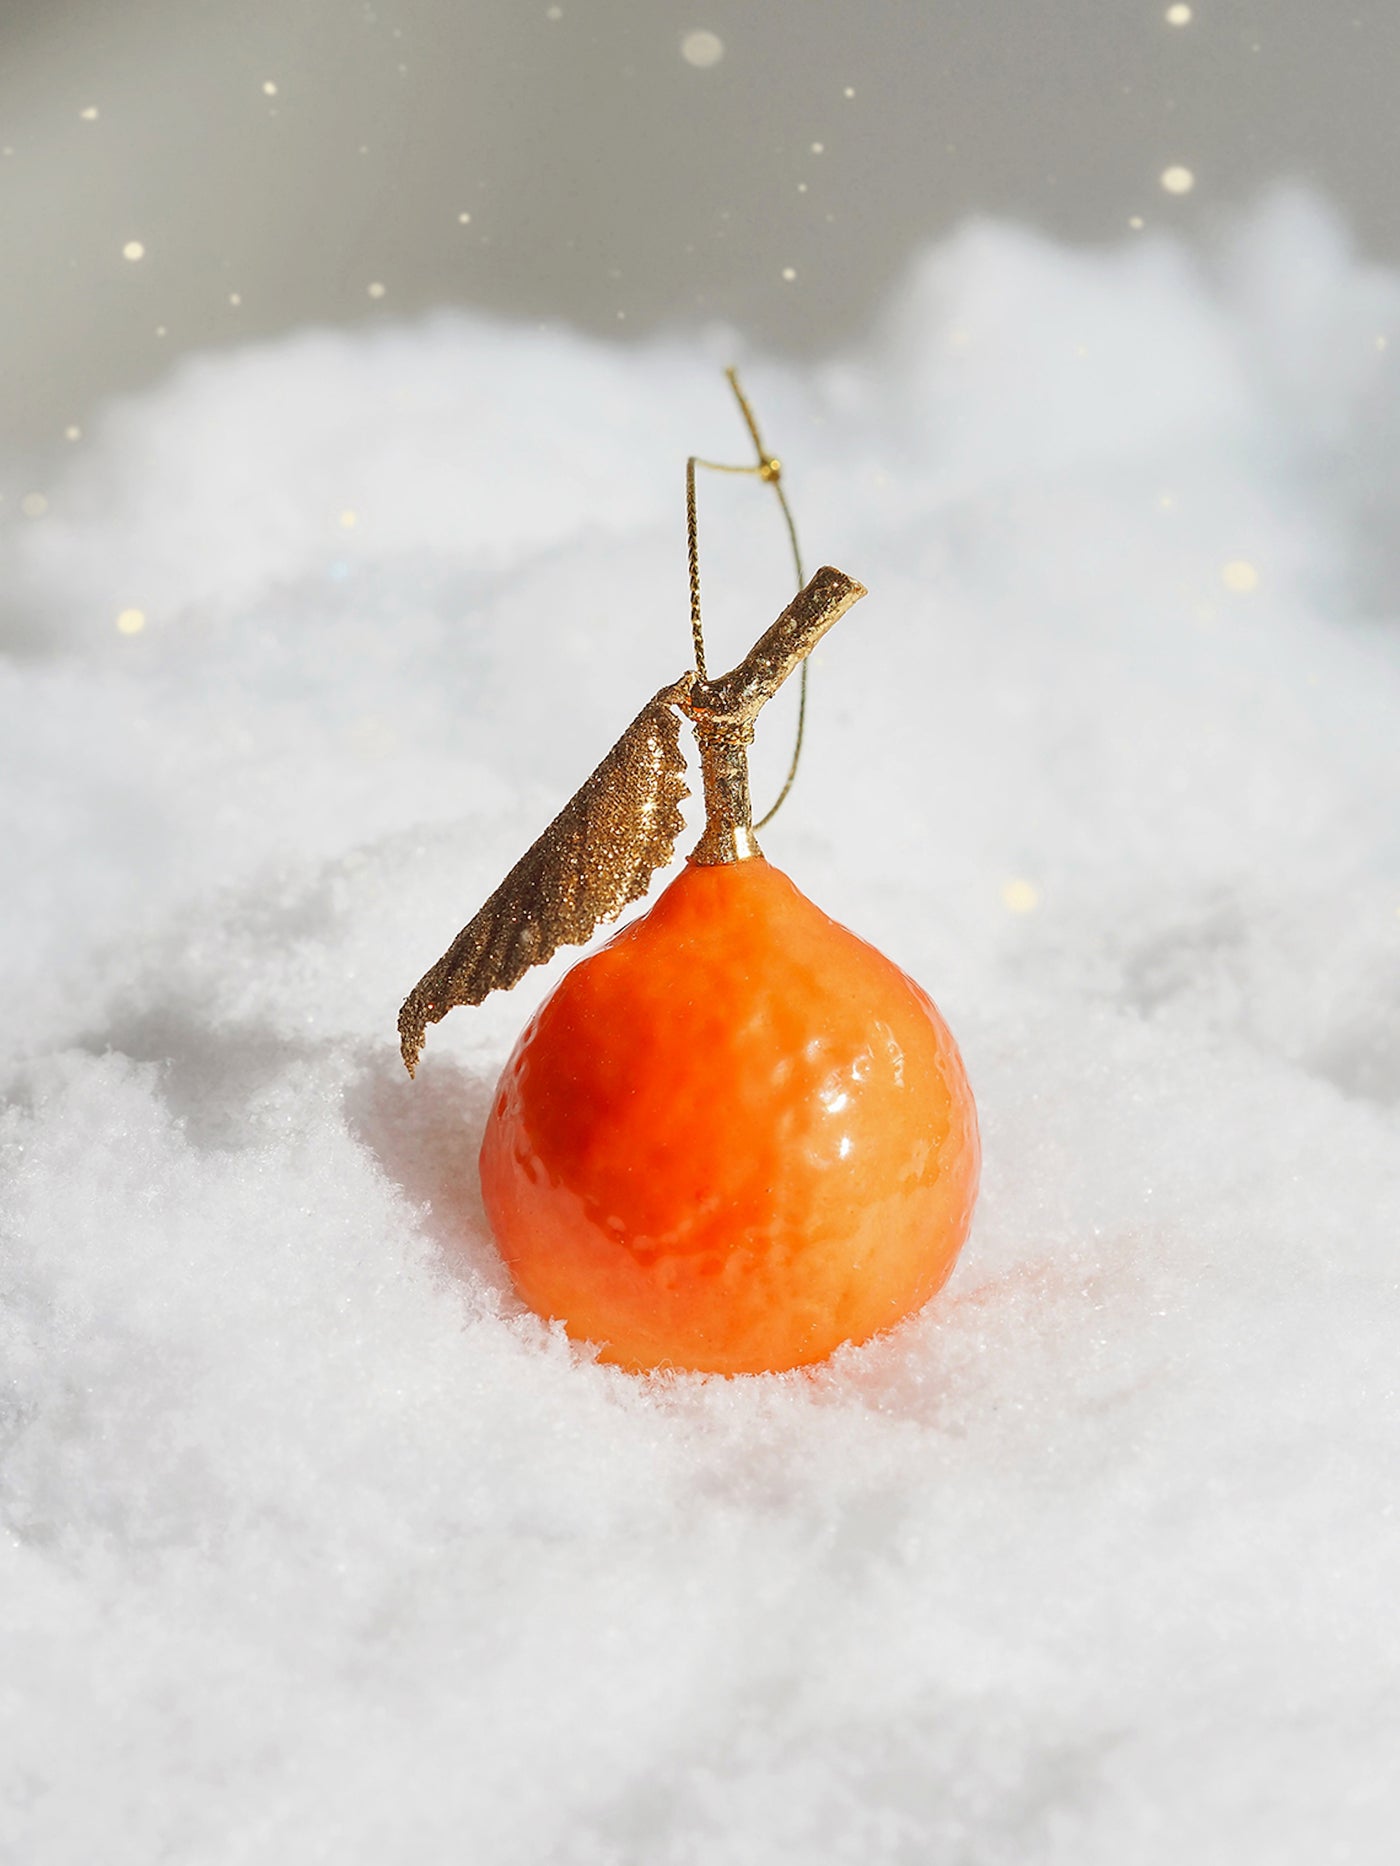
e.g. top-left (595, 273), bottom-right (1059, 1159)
top-left (479, 857), bottom-right (980, 1375)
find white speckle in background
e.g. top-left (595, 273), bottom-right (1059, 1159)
top-left (122, 239), bottom-right (146, 261)
top-left (810, 141), bottom-right (825, 155)
top-left (262, 79), bottom-right (278, 96)
top-left (546, 4), bottom-right (563, 19)
top-left (1161, 164), bottom-right (1196, 194)
top-left (64, 425), bottom-right (82, 441)
top-left (79, 104), bottom-right (99, 120)
top-left (457, 211), bottom-right (472, 224)
top-left (680, 28), bottom-right (725, 69)
top-left (1166, 3), bottom-right (1193, 24)
top-left (19, 492), bottom-right (48, 518)
top-left (781, 265), bottom-right (797, 281)
top-left (3, 189), bottom-right (1400, 1866)
top-left (367, 281), bottom-right (386, 299)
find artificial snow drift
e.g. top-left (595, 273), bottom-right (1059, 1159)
top-left (3, 191), bottom-right (1399, 1864)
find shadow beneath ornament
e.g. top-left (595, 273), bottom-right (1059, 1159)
top-left (343, 1049), bottom-right (516, 1299)
top-left (1306, 996), bottom-right (1400, 1109)
top-left (73, 999), bottom-right (319, 1151)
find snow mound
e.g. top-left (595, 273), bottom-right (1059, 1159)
top-left (3, 191), bottom-right (1399, 1863)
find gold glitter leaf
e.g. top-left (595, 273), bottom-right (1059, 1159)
top-left (398, 681), bottom-right (692, 1074)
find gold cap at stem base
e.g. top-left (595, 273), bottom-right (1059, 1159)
top-left (690, 719), bottom-right (761, 865)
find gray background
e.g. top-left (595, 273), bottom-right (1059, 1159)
top-left (2, 0), bottom-right (1396, 468)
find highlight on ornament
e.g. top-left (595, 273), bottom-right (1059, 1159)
top-left (399, 372), bottom-right (979, 1375)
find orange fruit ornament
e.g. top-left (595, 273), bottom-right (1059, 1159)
top-left (479, 857), bottom-right (978, 1374)
top-left (398, 380), bottom-right (978, 1374)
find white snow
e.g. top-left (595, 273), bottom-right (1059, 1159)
top-left (3, 189), bottom-right (1399, 1864)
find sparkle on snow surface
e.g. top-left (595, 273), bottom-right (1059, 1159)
top-left (3, 192), bottom-right (1399, 1865)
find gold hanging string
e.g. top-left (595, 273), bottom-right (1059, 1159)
top-left (686, 367), bottom-right (809, 826)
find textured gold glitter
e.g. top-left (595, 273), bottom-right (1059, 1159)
top-left (398, 682), bottom-right (691, 1074)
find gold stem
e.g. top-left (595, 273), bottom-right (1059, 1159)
top-left (682, 566), bottom-right (866, 866)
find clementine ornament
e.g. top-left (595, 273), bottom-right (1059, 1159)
top-left (399, 378), bottom-right (979, 1375)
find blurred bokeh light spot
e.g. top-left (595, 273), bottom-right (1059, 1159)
top-left (680, 29), bottom-right (724, 69)
top-left (1002, 879), bottom-right (1041, 914)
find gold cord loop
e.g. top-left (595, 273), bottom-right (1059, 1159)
top-left (685, 368), bottom-right (809, 828)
